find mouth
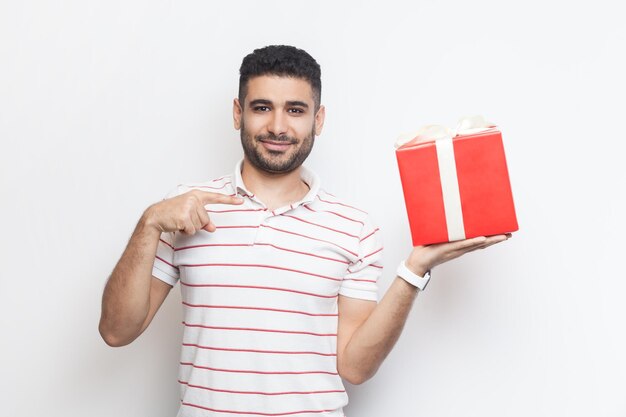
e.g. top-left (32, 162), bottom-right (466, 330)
top-left (258, 138), bottom-right (296, 152)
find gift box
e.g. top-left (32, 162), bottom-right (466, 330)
top-left (395, 116), bottom-right (518, 246)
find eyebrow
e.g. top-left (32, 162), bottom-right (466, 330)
top-left (249, 99), bottom-right (273, 107)
top-left (286, 101), bottom-right (309, 109)
top-left (248, 99), bottom-right (309, 109)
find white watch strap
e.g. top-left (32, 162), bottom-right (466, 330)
top-left (396, 261), bottom-right (431, 291)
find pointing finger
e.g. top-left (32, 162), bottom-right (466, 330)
top-left (193, 190), bottom-right (244, 206)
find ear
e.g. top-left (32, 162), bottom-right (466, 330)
top-left (314, 105), bottom-right (326, 136)
top-left (233, 98), bottom-right (243, 130)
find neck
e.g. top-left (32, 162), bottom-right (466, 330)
top-left (240, 158), bottom-right (310, 210)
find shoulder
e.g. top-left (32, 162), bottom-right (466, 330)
top-left (311, 189), bottom-right (379, 234)
top-left (313, 191), bottom-right (383, 265)
top-left (315, 189), bottom-right (369, 217)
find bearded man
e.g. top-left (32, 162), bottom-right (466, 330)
top-left (99, 45), bottom-right (509, 416)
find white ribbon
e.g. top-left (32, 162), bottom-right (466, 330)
top-left (435, 137), bottom-right (466, 241)
top-left (395, 115), bottom-right (496, 242)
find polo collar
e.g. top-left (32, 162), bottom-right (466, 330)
top-left (233, 159), bottom-right (320, 207)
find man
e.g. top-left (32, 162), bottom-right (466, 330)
top-left (99, 45), bottom-right (509, 416)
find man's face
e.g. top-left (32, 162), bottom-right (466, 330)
top-left (233, 75), bottom-right (325, 174)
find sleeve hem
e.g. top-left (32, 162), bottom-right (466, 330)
top-left (152, 265), bottom-right (178, 286)
top-left (338, 287), bottom-right (378, 302)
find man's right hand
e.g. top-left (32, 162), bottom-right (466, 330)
top-left (142, 190), bottom-right (244, 235)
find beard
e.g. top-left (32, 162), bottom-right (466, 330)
top-left (240, 119), bottom-right (316, 174)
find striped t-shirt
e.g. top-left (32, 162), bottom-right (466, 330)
top-left (152, 161), bottom-right (384, 417)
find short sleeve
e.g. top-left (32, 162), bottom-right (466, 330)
top-left (339, 216), bottom-right (383, 302)
top-left (151, 186), bottom-right (184, 286)
top-left (152, 231), bottom-right (179, 286)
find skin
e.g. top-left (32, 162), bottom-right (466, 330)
top-left (98, 74), bottom-right (511, 386)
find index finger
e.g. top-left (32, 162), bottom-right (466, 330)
top-left (193, 190), bottom-right (244, 206)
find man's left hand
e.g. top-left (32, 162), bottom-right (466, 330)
top-left (406, 234), bottom-right (512, 277)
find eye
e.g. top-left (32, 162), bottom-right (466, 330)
top-left (253, 106), bottom-right (271, 112)
top-left (288, 108), bottom-right (305, 114)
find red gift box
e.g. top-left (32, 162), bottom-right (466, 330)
top-left (396, 122), bottom-right (518, 246)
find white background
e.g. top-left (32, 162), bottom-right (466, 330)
top-left (1, 0), bottom-right (625, 416)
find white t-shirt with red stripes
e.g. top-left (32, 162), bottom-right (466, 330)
top-left (152, 161), bottom-right (383, 417)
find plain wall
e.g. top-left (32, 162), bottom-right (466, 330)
top-left (1, 0), bottom-right (625, 416)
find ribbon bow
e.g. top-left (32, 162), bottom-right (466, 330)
top-left (394, 115), bottom-right (496, 149)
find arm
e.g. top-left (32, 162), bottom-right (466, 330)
top-left (336, 234), bottom-right (511, 384)
top-left (98, 190), bottom-right (243, 347)
top-left (98, 217), bottom-right (171, 347)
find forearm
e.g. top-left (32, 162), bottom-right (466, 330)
top-left (99, 213), bottom-right (161, 346)
top-left (339, 276), bottom-right (419, 384)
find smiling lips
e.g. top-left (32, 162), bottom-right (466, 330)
top-left (259, 138), bottom-right (296, 152)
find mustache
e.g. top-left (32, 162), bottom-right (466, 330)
top-left (256, 133), bottom-right (298, 144)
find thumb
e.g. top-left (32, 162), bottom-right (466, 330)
top-left (202, 220), bottom-right (216, 233)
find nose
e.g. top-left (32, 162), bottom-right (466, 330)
top-left (268, 111), bottom-right (288, 136)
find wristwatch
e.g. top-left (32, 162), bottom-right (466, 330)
top-left (396, 261), bottom-right (431, 291)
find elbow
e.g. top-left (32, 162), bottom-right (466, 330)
top-left (98, 322), bottom-right (133, 348)
top-left (342, 374), bottom-right (367, 386)
top-left (338, 366), bottom-right (376, 386)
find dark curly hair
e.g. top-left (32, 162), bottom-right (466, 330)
top-left (238, 45), bottom-right (322, 110)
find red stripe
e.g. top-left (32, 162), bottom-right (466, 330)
top-left (182, 302), bottom-right (338, 317)
top-left (182, 401), bottom-right (336, 416)
top-left (256, 242), bottom-right (349, 264)
top-left (182, 342), bottom-right (336, 356)
top-left (159, 238), bottom-right (174, 249)
top-left (207, 208), bottom-right (267, 213)
top-left (175, 243), bottom-right (251, 251)
top-left (360, 228), bottom-right (380, 242)
top-left (304, 204), bottom-right (364, 225)
top-left (207, 175), bottom-right (230, 183)
top-left (363, 247), bottom-right (383, 259)
top-left (179, 282), bottom-right (337, 299)
top-left (215, 225), bottom-right (259, 229)
top-left (281, 214), bottom-right (359, 238)
top-left (191, 181), bottom-right (232, 190)
top-left (175, 241), bottom-right (349, 264)
top-left (179, 380), bottom-right (345, 396)
top-left (183, 322), bottom-right (336, 337)
top-left (213, 175), bottom-right (230, 182)
top-left (316, 194), bottom-right (367, 214)
top-left (259, 224), bottom-right (358, 257)
top-left (155, 255), bottom-right (178, 269)
top-left (179, 263), bottom-right (342, 282)
top-left (237, 190), bottom-right (255, 198)
top-left (179, 361), bottom-right (338, 375)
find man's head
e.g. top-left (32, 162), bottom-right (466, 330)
top-left (233, 46), bottom-right (325, 175)
top-left (238, 45), bottom-right (321, 111)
